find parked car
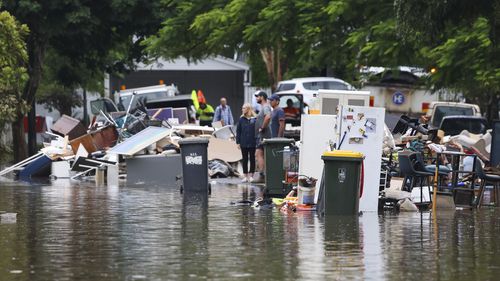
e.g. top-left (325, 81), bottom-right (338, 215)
top-left (439, 116), bottom-right (489, 136)
top-left (275, 77), bottom-right (355, 106)
top-left (426, 101), bottom-right (481, 129)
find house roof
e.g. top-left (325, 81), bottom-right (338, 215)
top-left (137, 56), bottom-right (250, 71)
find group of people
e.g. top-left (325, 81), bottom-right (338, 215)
top-left (236, 92), bottom-right (287, 182)
top-left (196, 97), bottom-right (234, 127)
top-left (195, 90), bottom-right (299, 183)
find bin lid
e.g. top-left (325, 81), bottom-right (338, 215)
top-left (261, 138), bottom-right (294, 144)
top-left (178, 137), bottom-right (210, 145)
top-left (322, 150), bottom-right (363, 158)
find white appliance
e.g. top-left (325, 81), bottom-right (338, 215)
top-left (318, 90), bottom-right (370, 115)
top-left (298, 115), bottom-right (337, 203)
top-left (335, 105), bottom-right (385, 212)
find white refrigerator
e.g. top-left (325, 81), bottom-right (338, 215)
top-left (335, 105), bottom-right (386, 212)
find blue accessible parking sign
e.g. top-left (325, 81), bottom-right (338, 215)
top-left (392, 91), bottom-right (405, 105)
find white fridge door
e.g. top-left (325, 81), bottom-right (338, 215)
top-left (337, 105), bottom-right (386, 212)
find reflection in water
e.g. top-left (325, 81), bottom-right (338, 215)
top-left (181, 192), bottom-right (209, 279)
top-left (323, 215), bottom-right (363, 279)
top-left (1, 181), bottom-right (500, 280)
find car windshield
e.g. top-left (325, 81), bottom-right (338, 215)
top-left (276, 83), bottom-right (296, 91)
top-left (440, 118), bottom-right (487, 136)
top-left (303, 81), bottom-right (349, 91)
top-left (432, 106), bottom-right (474, 127)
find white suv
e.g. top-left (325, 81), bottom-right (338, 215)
top-left (275, 77), bottom-right (355, 105)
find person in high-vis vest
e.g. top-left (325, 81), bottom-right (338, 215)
top-left (191, 90), bottom-right (200, 110)
top-left (196, 102), bottom-right (215, 126)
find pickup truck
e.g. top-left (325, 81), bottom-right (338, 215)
top-left (426, 101), bottom-right (481, 129)
top-left (439, 116), bottom-right (489, 136)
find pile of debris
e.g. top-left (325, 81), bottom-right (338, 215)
top-left (0, 108), bottom-right (242, 186)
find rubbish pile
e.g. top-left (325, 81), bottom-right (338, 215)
top-left (0, 105), bottom-right (242, 185)
top-left (379, 114), bottom-right (498, 210)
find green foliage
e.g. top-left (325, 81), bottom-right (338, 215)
top-left (1, 0), bottom-right (167, 120)
top-left (395, 0), bottom-right (500, 119)
top-left (145, 0), bottom-right (303, 89)
top-left (145, 0), bottom-right (416, 88)
top-left (0, 10), bottom-right (29, 123)
top-left (426, 18), bottom-right (499, 94)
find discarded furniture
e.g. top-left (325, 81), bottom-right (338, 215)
top-left (475, 158), bottom-right (500, 208)
top-left (398, 151), bottom-right (433, 205)
top-left (435, 151), bottom-right (477, 207)
top-left (126, 154), bottom-right (182, 186)
top-left (51, 115), bottom-right (87, 140)
top-left (212, 125), bottom-right (235, 140)
top-left (91, 125), bottom-right (118, 150)
top-left (0, 152), bottom-right (44, 177)
top-left (51, 161), bottom-right (71, 179)
top-left (207, 137), bottom-right (241, 163)
top-left (108, 126), bottom-right (171, 156)
top-left (70, 134), bottom-right (98, 154)
top-left (19, 154), bottom-right (52, 180)
top-left (298, 114), bottom-right (337, 203)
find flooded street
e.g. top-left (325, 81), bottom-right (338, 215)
top-left (1, 180), bottom-right (500, 280)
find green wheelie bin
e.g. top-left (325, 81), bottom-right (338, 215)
top-left (319, 150), bottom-right (364, 216)
top-left (262, 138), bottom-right (295, 197)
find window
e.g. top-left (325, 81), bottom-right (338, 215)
top-left (303, 81), bottom-right (349, 91)
top-left (440, 118), bottom-right (487, 135)
top-left (277, 83), bottom-right (296, 91)
top-left (432, 106), bottom-right (474, 127)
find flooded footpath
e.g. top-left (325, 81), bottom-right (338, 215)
top-left (1, 180), bottom-right (500, 281)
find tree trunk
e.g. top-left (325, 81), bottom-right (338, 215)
top-left (486, 93), bottom-right (499, 122)
top-left (12, 32), bottom-right (45, 161)
top-left (12, 110), bottom-right (27, 162)
top-left (260, 48), bottom-right (276, 91)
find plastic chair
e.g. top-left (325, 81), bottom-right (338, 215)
top-left (398, 151), bottom-right (434, 204)
top-left (474, 158), bottom-right (500, 208)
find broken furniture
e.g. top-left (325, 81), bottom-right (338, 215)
top-left (207, 137), bottom-right (241, 163)
top-left (18, 154), bottom-right (52, 180)
top-left (51, 115), bottom-right (87, 140)
top-left (435, 151), bottom-right (478, 207)
top-left (474, 158), bottom-right (500, 208)
top-left (126, 154), bottom-right (182, 186)
top-left (108, 126), bottom-right (171, 156)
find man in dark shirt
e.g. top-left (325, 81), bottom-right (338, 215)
top-left (254, 91), bottom-right (272, 181)
top-left (269, 94), bottom-right (285, 138)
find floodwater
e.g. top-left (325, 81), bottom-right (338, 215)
top-left (1, 180), bottom-right (500, 281)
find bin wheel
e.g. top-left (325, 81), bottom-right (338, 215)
top-left (208, 183), bottom-right (212, 195)
top-left (180, 185), bottom-right (183, 194)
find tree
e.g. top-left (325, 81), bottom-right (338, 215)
top-left (146, 0), bottom-right (304, 91)
top-left (0, 7), bottom-right (29, 158)
top-left (2, 0), bottom-right (166, 160)
top-left (145, 0), bottom-right (414, 90)
top-left (395, 0), bottom-right (500, 120)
